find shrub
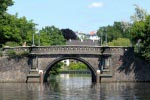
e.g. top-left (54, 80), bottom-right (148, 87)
top-left (3, 42), bottom-right (19, 47)
top-left (69, 62), bottom-right (87, 70)
top-left (6, 50), bottom-right (16, 58)
top-left (0, 51), bottom-right (2, 57)
top-left (16, 51), bottom-right (29, 57)
top-left (6, 50), bottom-right (29, 58)
top-left (108, 38), bottom-right (131, 46)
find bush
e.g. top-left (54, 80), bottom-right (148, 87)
top-left (3, 42), bottom-right (19, 47)
top-left (108, 38), bottom-right (131, 46)
top-left (0, 51), bottom-right (2, 57)
top-left (16, 51), bottom-right (29, 57)
top-left (69, 62), bottom-right (87, 70)
top-left (6, 50), bottom-right (29, 58)
top-left (6, 50), bottom-right (16, 58)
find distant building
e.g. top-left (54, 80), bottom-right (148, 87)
top-left (86, 31), bottom-right (100, 41)
top-left (75, 31), bottom-right (86, 40)
top-left (75, 31), bottom-right (100, 41)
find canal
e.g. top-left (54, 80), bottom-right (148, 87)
top-left (0, 74), bottom-right (150, 100)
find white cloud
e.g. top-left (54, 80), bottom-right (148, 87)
top-left (89, 2), bottom-right (104, 8)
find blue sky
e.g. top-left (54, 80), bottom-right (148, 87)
top-left (8, 0), bottom-right (150, 33)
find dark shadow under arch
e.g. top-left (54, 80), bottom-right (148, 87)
top-left (43, 57), bottom-right (97, 82)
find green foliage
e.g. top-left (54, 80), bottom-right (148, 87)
top-left (0, 13), bottom-right (36, 47)
top-left (130, 4), bottom-right (147, 22)
top-left (16, 51), bottom-right (29, 57)
top-left (3, 41), bottom-right (19, 47)
top-left (6, 49), bottom-right (16, 58)
top-left (0, 51), bottom-right (2, 57)
top-left (50, 62), bottom-right (63, 75)
top-left (39, 26), bottom-right (66, 46)
top-left (69, 62), bottom-right (87, 70)
top-left (0, 0), bottom-right (14, 16)
top-left (130, 6), bottom-right (150, 62)
top-left (108, 38), bottom-right (131, 46)
top-left (97, 21), bottom-right (131, 44)
top-left (6, 49), bottom-right (29, 58)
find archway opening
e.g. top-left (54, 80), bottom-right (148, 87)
top-left (43, 57), bottom-right (96, 83)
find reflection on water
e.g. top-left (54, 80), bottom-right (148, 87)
top-left (0, 74), bottom-right (150, 100)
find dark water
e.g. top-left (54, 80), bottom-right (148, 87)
top-left (0, 74), bottom-right (150, 100)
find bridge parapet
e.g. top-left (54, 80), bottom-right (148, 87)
top-left (2, 46), bottom-right (132, 56)
top-left (30, 46), bottom-right (103, 55)
top-left (2, 46), bottom-right (30, 56)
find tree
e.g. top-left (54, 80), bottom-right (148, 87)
top-left (131, 15), bottom-right (150, 62)
top-left (0, 0), bottom-right (14, 46)
top-left (61, 29), bottom-right (77, 40)
top-left (97, 21), bottom-right (131, 44)
top-left (0, 13), bottom-right (36, 47)
top-left (39, 26), bottom-right (66, 46)
top-left (0, 0), bottom-right (14, 16)
top-left (130, 4), bottom-right (147, 22)
top-left (130, 5), bottom-right (150, 62)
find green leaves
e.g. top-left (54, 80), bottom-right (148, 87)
top-left (0, 0), bottom-right (14, 15)
top-left (39, 26), bottom-right (66, 46)
top-left (108, 38), bottom-right (131, 46)
top-left (97, 21), bottom-right (131, 44)
top-left (69, 62), bottom-right (87, 70)
top-left (0, 13), bottom-right (36, 47)
top-left (131, 12), bottom-right (150, 62)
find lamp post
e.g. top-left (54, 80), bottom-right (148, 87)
top-left (32, 32), bottom-right (35, 46)
top-left (100, 32), bottom-right (103, 46)
top-left (105, 33), bottom-right (108, 46)
top-left (103, 28), bottom-right (108, 46)
top-left (38, 31), bottom-right (40, 46)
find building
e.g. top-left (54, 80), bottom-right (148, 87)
top-left (86, 31), bottom-right (100, 41)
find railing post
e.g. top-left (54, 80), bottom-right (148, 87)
top-left (39, 70), bottom-right (43, 83)
top-left (96, 70), bottom-right (101, 83)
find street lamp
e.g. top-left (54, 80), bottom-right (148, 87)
top-left (105, 33), bottom-right (108, 46)
top-left (38, 31), bottom-right (40, 46)
top-left (100, 32), bottom-right (103, 46)
top-left (32, 32), bottom-right (35, 46)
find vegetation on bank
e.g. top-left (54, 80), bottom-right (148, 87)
top-left (0, 51), bottom-right (2, 57)
top-left (49, 61), bottom-right (88, 75)
top-left (6, 49), bottom-right (29, 58)
top-left (69, 62), bottom-right (88, 70)
top-left (49, 62), bottom-right (63, 75)
top-left (108, 38), bottom-right (131, 46)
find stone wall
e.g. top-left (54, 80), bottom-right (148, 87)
top-left (101, 48), bottom-right (150, 82)
top-left (0, 57), bottom-right (30, 82)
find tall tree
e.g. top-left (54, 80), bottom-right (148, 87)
top-left (61, 29), bottom-right (77, 40)
top-left (130, 5), bottom-right (150, 62)
top-left (0, 0), bottom-right (14, 16)
top-left (97, 21), bottom-right (131, 46)
top-left (131, 15), bottom-right (150, 62)
top-left (130, 4), bottom-right (147, 22)
top-left (39, 26), bottom-right (66, 46)
top-left (0, 13), bottom-right (36, 47)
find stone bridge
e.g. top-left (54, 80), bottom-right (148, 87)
top-left (2, 46), bottom-right (134, 83)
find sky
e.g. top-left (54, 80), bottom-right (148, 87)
top-left (7, 0), bottom-right (150, 33)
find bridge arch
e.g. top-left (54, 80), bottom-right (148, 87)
top-left (43, 57), bottom-right (97, 82)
